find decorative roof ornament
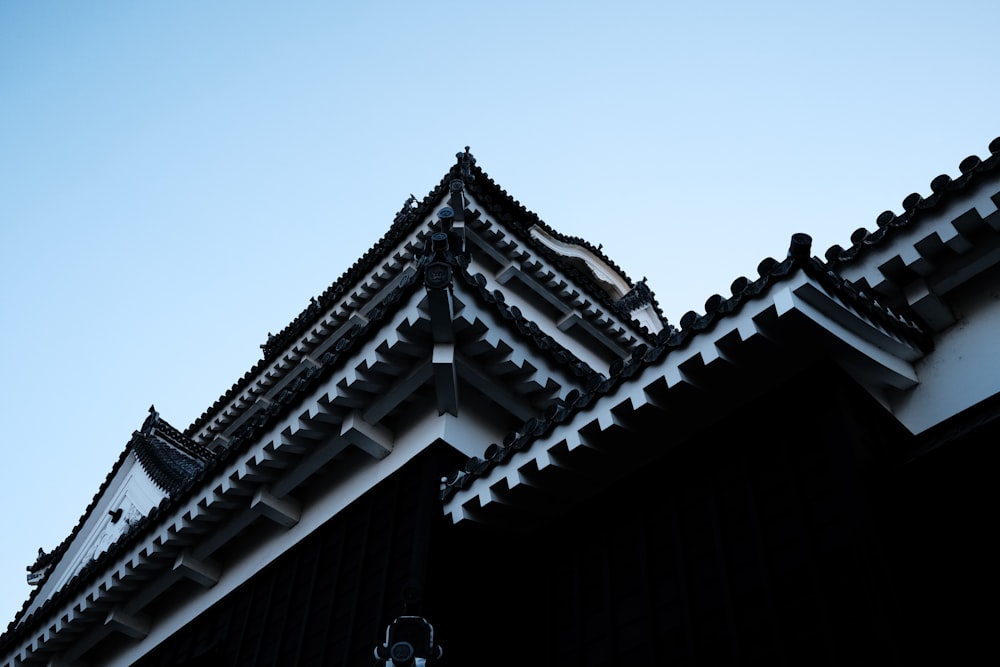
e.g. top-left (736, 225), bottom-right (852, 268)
top-left (422, 232), bottom-right (456, 291)
top-left (26, 548), bottom-right (55, 586)
top-left (436, 206), bottom-right (454, 229)
top-left (616, 278), bottom-right (655, 314)
top-left (140, 405), bottom-right (159, 436)
top-left (132, 413), bottom-right (213, 495)
top-left (528, 225), bottom-right (631, 300)
top-left (457, 146), bottom-right (475, 182)
top-left (394, 194), bottom-right (418, 224)
top-left (424, 262), bottom-right (452, 291)
top-left (261, 332), bottom-right (276, 354)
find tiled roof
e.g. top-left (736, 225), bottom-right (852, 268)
top-left (2, 214), bottom-right (604, 642)
top-left (440, 234), bottom-right (811, 498)
top-left (441, 135), bottom-right (1000, 498)
top-left (440, 231), bottom-right (934, 498)
top-left (186, 149), bottom-right (665, 440)
top-left (213, 229), bottom-right (603, 456)
top-left (461, 149), bottom-right (672, 335)
top-left (132, 409), bottom-right (213, 495)
top-left (823, 137), bottom-right (1000, 267)
top-left (24, 550), bottom-right (54, 577)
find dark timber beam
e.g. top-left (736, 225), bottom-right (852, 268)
top-left (433, 343), bottom-right (459, 417)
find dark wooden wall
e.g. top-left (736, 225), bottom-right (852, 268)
top-left (437, 365), bottom-right (904, 666)
top-left (132, 364), bottom-right (996, 666)
top-left (133, 450), bottom-right (451, 667)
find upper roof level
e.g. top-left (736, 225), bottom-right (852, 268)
top-left (442, 138), bottom-right (1000, 521)
top-left (3, 149), bottom-right (674, 655)
top-left (182, 149), bottom-right (670, 453)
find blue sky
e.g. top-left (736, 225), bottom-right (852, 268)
top-left (1, 0), bottom-right (997, 625)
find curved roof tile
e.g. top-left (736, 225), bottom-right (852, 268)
top-left (186, 149), bottom-right (666, 438)
top-left (824, 136), bottom-right (1000, 267)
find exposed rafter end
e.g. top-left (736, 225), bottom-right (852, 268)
top-left (904, 278), bottom-right (956, 331)
top-left (447, 493), bottom-right (493, 526)
top-left (250, 488), bottom-right (301, 529)
top-left (280, 421), bottom-right (340, 456)
top-left (208, 435), bottom-right (231, 452)
top-left (664, 363), bottom-right (707, 392)
top-left (341, 412), bottom-right (393, 458)
top-left (214, 473), bottom-right (254, 500)
top-left (456, 360), bottom-right (535, 422)
top-left (564, 427), bottom-right (614, 458)
top-left (557, 312), bottom-right (629, 359)
top-left (153, 523), bottom-right (195, 551)
top-left (443, 505), bottom-right (474, 525)
top-left (231, 458), bottom-right (273, 485)
top-left (364, 362), bottom-right (432, 424)
top-left (173, 551), bottom-right (220, 588)
top-left (104, 608), bottom-right (149, 640)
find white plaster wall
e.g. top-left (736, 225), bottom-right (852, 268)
top-left (25, 453), bottom-right (167, 616)
top-left (891, 269), bottom-right (1000, 433)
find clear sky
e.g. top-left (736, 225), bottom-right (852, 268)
top-left (1, 0), bottom-right (997, 626)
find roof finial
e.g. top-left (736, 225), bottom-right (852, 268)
top-left (141, 405), bottom-right (160, 435)
top-left (457, 146), bottom-right (475, 181)
top-left (394, 193), bottom-right (418, 223)
top-left (788, 233), bottom-right (812, 261)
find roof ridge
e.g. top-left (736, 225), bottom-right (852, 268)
top-left (185, 156), bottom-right (463, 437)
top-left (440, 218), bottom-right (952, 497)
top-left (185, 149), bottom-right (667, 438)
top-left (466, 159), bottom-right (671, 336)
top-left (441, 234), bottom-right (812, 499)
top-left (823, 136), bottom-right (1000, 268)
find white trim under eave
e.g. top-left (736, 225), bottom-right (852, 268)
top-left (888, 279), bottom-right (1000, 434)
top-left (781, 283), bottom-right (923, 382)
top-left (442, 271), bottom-right (930, 524)
top-left (775, 283), bottom-right (923, 415)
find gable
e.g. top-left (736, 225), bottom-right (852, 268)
top-left (21, 409), bottom-right (213, 620)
